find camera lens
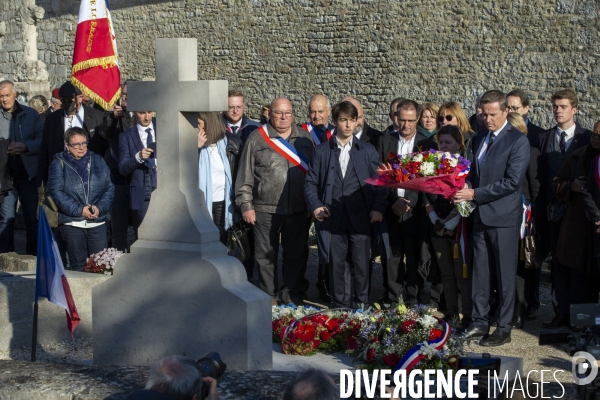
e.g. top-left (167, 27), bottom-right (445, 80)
top-left (197, 352), bottom-right (226, 380)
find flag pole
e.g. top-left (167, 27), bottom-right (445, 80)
top-left (31, 203), bottom-right (44, 362)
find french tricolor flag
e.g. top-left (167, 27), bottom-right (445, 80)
top-left (35, 206), bottom-right (80, 334)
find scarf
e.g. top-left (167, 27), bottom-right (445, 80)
top-left (64, 150), bottom-right (91, 197)
top-left (198, 137), bottom-right (234, 230)
top-left (417, 124), bottom-right (436, 139)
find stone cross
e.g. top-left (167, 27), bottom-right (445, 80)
top-left (93, 39), bottom-right (272, 370)
top-left (126, 38), bottom-right (228, 248)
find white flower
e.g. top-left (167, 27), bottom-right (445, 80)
top-left (443, 152), bottom-right (452, 159)
top-left (448, 157), bottom-right (458, 167)
top-left (418, 315), bottom-right (437, 328)
top-left (420, 343), bottom-right (438, 357)
top-left (412, 153), bottom-right (424, 162)
top-left (420, 162), bottom-right (435, 176)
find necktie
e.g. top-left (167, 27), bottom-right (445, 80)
top-left (145, 128), bottom-right (155, 168)
top-left (230, 126), bottom-right (238, 135)
top-left (559, 131), bottom-right (566, 154)
top-left (477, 132), bottom-right (494, 169)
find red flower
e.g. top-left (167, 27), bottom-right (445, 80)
top-left (320, 331), bottom-right (331, 341)
top-left (401, 320), bottom-right (416, 333)
top-left (325, 319), bottom-right (340, 333)
top-left (279, 329), bottom-right (286, 340)
top-left (429, 329), bottom-right (443, 341)
top-left (313, 340), bottom-right (321, 349)
top-left (384, 353), bottom-right (401, 367)
top-left (366, 348), bottom-right (376, 362)
top-left (346, 336), bottom-right (359, 350)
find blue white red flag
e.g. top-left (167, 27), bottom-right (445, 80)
top-left (35, 206), bottom-right (80, 334)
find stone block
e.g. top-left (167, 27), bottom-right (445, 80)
top-left (0, 252), bottom-right (36, 272)
top-left (0, 271), bottom-right (110, 352)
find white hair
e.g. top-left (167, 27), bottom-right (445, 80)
top-left (145, 355), bottom-right (203, 398)
top-left (307, 94), bottom-right (331, 109)
top-left (0, 80), bottom-right (16, 94)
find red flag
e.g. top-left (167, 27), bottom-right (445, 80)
top-left (71, 0), bottom-right (121, 110)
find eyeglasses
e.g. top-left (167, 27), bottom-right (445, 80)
top-left (507, 106), bottom-right (523, 112)
top-left (437, 115), bottom-right (454, 122)
top-left (398, 119), bottom-right (418, 124)
top-left (228, 106), bottom-right (243, 111)
top-left (271, 110), bottom-right (293, 118)
top-left (67, 141), bottom-right (88, 149)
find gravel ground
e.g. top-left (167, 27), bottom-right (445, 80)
top-left (3, 224), bottom-right (581, 397)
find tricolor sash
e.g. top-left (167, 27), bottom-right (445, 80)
top-left (258, 124), bottom-right (309, 174)
top-left (302, 122), bottom-right (334, 146)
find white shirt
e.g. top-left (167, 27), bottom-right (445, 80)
top-left (63, 106), bottom-right (85, 132)
top-left (396, 133), bottom-right (416, 197)
top-left (477, 120), bottom-right (508, 166)
top-left (208, 144), bottom-right (226, 202)
top-left (355, 129), bottom-right (363, 140)
top-left (227, 120), bottom-right (242, 133)
top-left (135, 124), bottom-right (155, 163)
top-left (336, 136), bottom-right (353, 178)
top-left (556, 123), bottom-right (576, 152)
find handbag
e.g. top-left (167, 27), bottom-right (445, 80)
top-left (36, 182), bottom-right (59, 228)
top-left (547, 196), bottom-right (565, 226)
top-left (226, 221), bottom-right (254, 262)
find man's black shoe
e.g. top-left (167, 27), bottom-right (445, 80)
top-left (480, 329), bottom-right (511, 347)
top-left (462, 325), bottom-right (488, 341)
top-left (542, 313), bottom-right (570, 329)
top-left (511, 314), bottom-right (525, 330)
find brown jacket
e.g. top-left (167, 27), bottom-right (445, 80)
top-left (552, 146), bottom-right (594, 269)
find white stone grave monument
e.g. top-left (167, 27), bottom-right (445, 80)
top-left (92, 38), bottom-right (272, 370)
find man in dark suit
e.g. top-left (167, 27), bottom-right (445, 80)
top-left (382, 97), bottom-right (407, 135)
top-left (535, 89), bottom-right (592, 328)
top-left (99, 81), bottom-right (136, 252)
top-left (222, 89), bottom-right (259, 144)
top-left (36, 81), bottom-right (106, 187)
top-left (455, 90), bottom-right (530, 346)
top-left (118, 111), bottom-right (157, 234)
top-left (304, 101), bottom-right (386, 308)
top-left (507, 89), bottom-right (545, 148)
top-left (376, 99), bottom-right (436, 305)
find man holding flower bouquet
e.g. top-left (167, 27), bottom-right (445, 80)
top-left (304, 101), bottom-right (387, 308)
top-left (454, 90), bottom-right (530, 347)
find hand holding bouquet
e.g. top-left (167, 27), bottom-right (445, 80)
top-left (366, 150), bottom-right (475, 216)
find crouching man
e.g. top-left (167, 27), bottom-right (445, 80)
top-left (304, 101), bottom-right (387, 308)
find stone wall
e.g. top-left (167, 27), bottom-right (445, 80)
top-left (1, 0), bottom-right (600, 129)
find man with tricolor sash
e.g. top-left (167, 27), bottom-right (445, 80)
top-left (236, 98), bottom-right (314, 305)
top-left (301, 94), bottom-right (335, 146)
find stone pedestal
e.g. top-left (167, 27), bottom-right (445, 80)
top-left (92, 38), bottom-right (272, 370)
top-left (14, 80), bottom-right (49, 101)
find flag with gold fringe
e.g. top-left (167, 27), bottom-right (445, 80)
top-left (71, 0), bottom-right (121, 110)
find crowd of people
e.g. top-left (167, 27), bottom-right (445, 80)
top-left (1, 77), bottom-right (599, 347)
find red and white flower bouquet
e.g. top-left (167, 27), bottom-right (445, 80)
top-left (84, 248), bottom-right (124, 275)
top-left (367, 150), bottom-right (475, 216)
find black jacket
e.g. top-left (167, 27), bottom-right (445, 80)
top-left (37, 106), bottom-right (106, 186)
top-left (99, 110), bottom-right (136, 184)
top-left (360, 122), bottom-right (383, 148)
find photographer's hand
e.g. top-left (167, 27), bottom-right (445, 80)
top-left (201, 377), bottom-right (219, 400)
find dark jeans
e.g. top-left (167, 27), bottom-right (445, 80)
top-left (0, 178), bottom-right (38, 255)
top-left (253, 211), bottom-right (308, 298)
top-left (60, 224), bottom-right (108, 271)
top-left (110, 183), bottom-right (131, 252)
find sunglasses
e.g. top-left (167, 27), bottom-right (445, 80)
top-left (437, 115), bottom-right (454, 122)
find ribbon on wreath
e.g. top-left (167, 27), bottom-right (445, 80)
top-left (394, 319), bottom-right (451, 372)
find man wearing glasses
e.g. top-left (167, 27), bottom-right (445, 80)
top-left (236, 98), bottom-right (314, 306)
top-left (506, 89), bottom-right (545, 148)
top-left (221, 89), bottom-right (259, 144)
top-left (0, 80), bottom-right (43, 255)
top-left (376, 99), bottom-right (436, 305)
top-left (37, 81), bottom-right (105, 188)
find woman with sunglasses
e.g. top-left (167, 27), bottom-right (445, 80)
top-left (437, 102), bottom-right (476, 162)
top-left (48, 127), bottom-right (114, 271)
top-left (417, 102), bottom-right (439, 139)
